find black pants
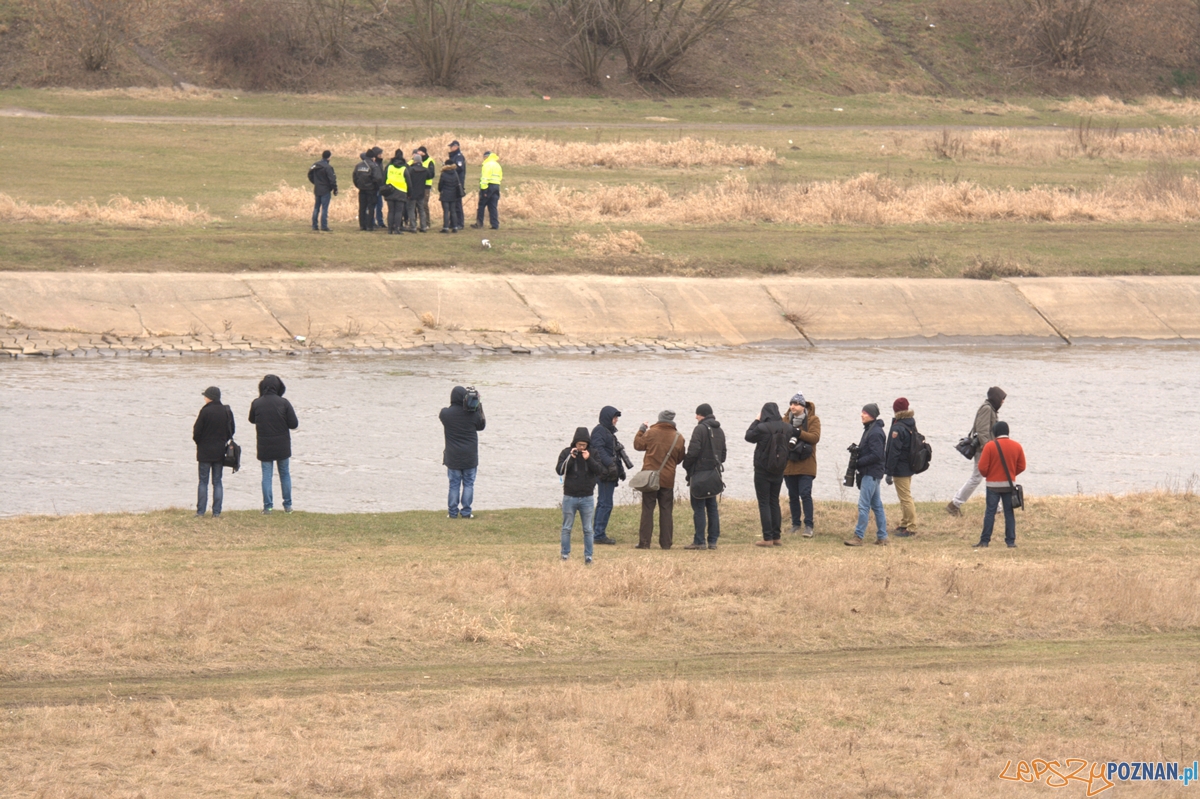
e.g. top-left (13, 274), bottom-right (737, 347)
top-left (358, 189), bottom-right (378, 230)
top-left (638, 487), bottom-right (673, 549)
top-left (475, 186), bottom-right (500, 229)
top-left (451, 196), bottom-right (465, 229)
top-left (386, 197), bottom-right (407, 233)
top-left (690, 495), bottom-right (720, 546)
top-left (754, 470), bottom-right (783, 540)
top-left (441, 201), bottom-right (455, 230)
top-left (784, 473), bottom-right (814, 527)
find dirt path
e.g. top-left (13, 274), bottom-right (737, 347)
top-left (4, 634), bottom-right (1192, 708)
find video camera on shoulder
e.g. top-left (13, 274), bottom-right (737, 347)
top-left (463, 386), bottom-right (481, 412)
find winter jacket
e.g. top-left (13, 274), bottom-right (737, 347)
top-left (439, 385), bottom-right (486, 470)
top-left (438, 166), bottom-right (465, 203)
top-left (745, 402), bottom-right (790, 474)
top-left (682, 416), bottom-right (727, 476)
top-left (353, 154), bottom-right (383, 191)
top-left (308, 158), bottom-right (337, 196)
top-left (405, 161), bottom-right (429, 200)
top-left (248, 375), bottom-right (298, 462)
top-left (556, 426), bottom-right (602, 497)
top-left (193, 401), bottom-right (234, 463)
top-left (885, 410), bottom-right (916, 478)
top-left (972, 401), bottom-right (999, 462)
top-left (783, 402), bottom-right (820, 477)
top-left (385, 159), bottom-right (408, 196)
top-left (633, 422), bottom-right (686, 491)
top-left (978, 436), bottom-right (1026, 490)
top-left (479, 153), bottom-right (502, 190)
top-left (590, 405), bottom-right (622, 482)
top-left (855, 418), bottom-right (887, 481)
top-left (450, 150), bottom-right (467, 188)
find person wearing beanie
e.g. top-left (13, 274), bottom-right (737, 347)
top-left (633, 411), bottom-right (686, 549)
top-left (471, 150), bottom-right (503, 230)
top-left (590, 406), bottom-right (626, 545)
top-left (437, 159), bottom-right (465, 233)
top-left (556, 427), bottom-right (603, 563)
top-left (745, 402), bottom-right (792, 546)
top-left (448, 140), bottom-right (467, 231)
top-left (947, 386), bottom-right (1007, 517)
top-left (404, 150), bottom-right (431, 232)
top-left (307, 149), bottom-right (337, 232)
top-left (383, 149), bottom-right (409, 235)
top-left (682, 404), bottom-right (727, 550)
top-left (193, 386), bottom-right (235, 517)
top-left (352, 149), bottom-right (384, 231)
top-left (884, 397), bottom-right (920, 537)
top-left (846, 403), bottom-right (888, 546)
top-left (783, 392), bottom-right (821, 538)
top-left (973, 421), bottom-right (1026, 548)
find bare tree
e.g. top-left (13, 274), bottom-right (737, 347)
top-left (304, 0), bottom-right (356, 62)
top-left (393, 0), bottom-right (477, 87)
top-left (545, 0), bottom-right (616, 85)
top-left (1017, 0), bottom-right (1108, 70)
top-left (31, 0), bottom-right (152, 71)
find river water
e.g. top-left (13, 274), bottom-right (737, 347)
top-left (2, 345), bottom-right (1198, 517)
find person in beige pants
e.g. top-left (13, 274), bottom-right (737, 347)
top-left (885, 398), bottom-right (919, 536)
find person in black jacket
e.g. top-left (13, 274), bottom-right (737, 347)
top-left (557, 426), bottom-right (603, 563)
top-left (589, 405), bottom-right (625, 545)
top-left (404, 152), bottom-right (430, 232)
top-left (353, 148), bottom-right (383, 231)
top-left (847, 403), bottom-right (888, 546)
top-left (307, 149), bottom-right (337, 232)
top-left (437, 161), bottom-right (464, 233)
top-left (884, 397), bottom-right (918, 537)
top-left (193, 386), bottom-right (234, 517)
top-left (448, 140), bottom-right (467, 231)
top-left (745, 402), bottom-right (790, 547)
top-left (683, 403), bottom-right (727, 550)
top-left (439, 385), bottom-right (486, 518)
top-left (248, 374), bottom-right (299, 514)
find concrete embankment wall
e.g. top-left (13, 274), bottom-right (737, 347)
top-left (1, 273), bottom-right (1199, 356)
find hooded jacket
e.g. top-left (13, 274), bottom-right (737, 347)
top-left (682, 415), bottom-right (727, 476)
top-left (385, 157), bottom-right (408, 197)
top-left (633, 421), bottom-right (686, 491)
top-left (308, 158), bottom-right (337, 196)
top-left (783, 401), bottom-right (820, 478)
top-left (405, 159), bottom-right (429, 200)
top-left (479, 152), bottom-right (502, 190)
top-left (745, 402), bottom-right (790, 474)
top-left (885, 410), bottom-right (916, 478)
top-left (439, 385), bottom-right (486, 470)
top-left (855, 417), bottom-right (887, 480)
top-left (353, 153), bottom-right (383, 191)
top-left (971, 390), bottom-right (1005, 463)
top-left (438, 164), bottom-right (465, 203)
top-left (193, 400), bottom-right (234, 463)
top-left (590, 406), bottom-right (622, 482)
top-left (556, 426), bottom-right (602, 497)
top-left (248, 375), bottom-right (299, 462)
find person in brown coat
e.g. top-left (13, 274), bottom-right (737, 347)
top-left (783, 393), bottom-right (821, 538)
top-left (633, 410), bottom-right (686, 549)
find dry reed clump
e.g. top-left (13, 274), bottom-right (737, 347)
top-left (0, 193), bottom-right (213, 226)
top-left (294, 133), bottom-right (778, 168)
top-left (917, 124), bottom-right (1200, 162)
top-left (240, 181), bottom-right (359, 223)
top-left (50, 86), bottom-right (226, 101)
top-left (571, 229), bottom-right (646, 256)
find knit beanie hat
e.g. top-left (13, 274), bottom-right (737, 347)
top-left (658, 410), bottom-right (676, 424)
top-left (202, 386), bottom-right (221, 402)
top-left (893, 397), bottom-right (909, 412)
top-left (790, 393), bottom-right (805, 406)
top-left (695, 403), bottom-right (713, 418)
top-left (993, 421), bottom-right (1010, 437)
top-left (862, 403), bottom-right (880, 419)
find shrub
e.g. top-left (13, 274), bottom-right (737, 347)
top-left (1016, 0), bottom-right (1109, 69)
top-left (29, 0), bottom-right (151, 72)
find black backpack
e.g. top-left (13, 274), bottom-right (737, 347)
top-left (307, 162), bottom-right (320, 184)
top-left (908, 428), bottom-right (932, 474)
top-left (764, 426), bottom-right (789, 476)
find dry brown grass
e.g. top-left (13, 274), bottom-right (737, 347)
top-left (0, 493), bottom-right (1197, 796)
top-left (0, 193), bottom-right (213, 226)
top-left (571, 229), bottom-right (646, 256)
top-left (294, 133), bottom-right (779, 169)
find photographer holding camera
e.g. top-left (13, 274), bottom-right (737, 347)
top-left (439, 385), bottom-right (486, 519)
top-left (590, 406), bottom-right (629, 545)
top-left (556, 427), bottom-right (603, 563)
top-left (845, 403), bottom-right (888, 547)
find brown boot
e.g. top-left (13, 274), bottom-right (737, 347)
top-left (945, 502), bottom-right (961, 517)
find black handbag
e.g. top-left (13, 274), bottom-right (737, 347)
top-left (221, 406), bottom-right (241, 473)
top-left (955, 431), bottom-right (979, 460)
top-left (994, 439), bottom-right (1024, 510)
top-left (689, 425), bottom-right (725, 499)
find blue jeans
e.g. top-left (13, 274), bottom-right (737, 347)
top-left (561, 495), bottom-right (595, 559)
top-left (198, 461), bottom-right (224, 515)
top-left (594, 480), bottom-right (617, 536)
top-left (448, 467), bottom-right (477, 517)
top-left (261, 459), bottom-right (292, 511)
top-left (855, 474), bottom-right (887, 540)
top-left (311, 193), bottom-right (331, 229)
top-left (374, 192), bottom-right (385, 227)
top-left (690, 495), bottom-right (720, 546)
top-left (980, 487), bottom-right (1017, 545)
top-left (784, 474), bottom-right (814, 528)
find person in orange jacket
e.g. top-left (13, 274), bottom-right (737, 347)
top-left (973, 421), bottom-right (1026, 549)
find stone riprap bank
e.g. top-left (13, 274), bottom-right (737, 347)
top-left (1, 273), bottom-right (1198, 358)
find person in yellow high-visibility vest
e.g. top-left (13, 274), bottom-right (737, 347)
top-left (383, 149), bottom-right (409, 234)
top-left (471, 150), bottom-right (502, 230)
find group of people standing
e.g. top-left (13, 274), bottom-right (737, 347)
top-left (307, 140), bottom-right (503, 234)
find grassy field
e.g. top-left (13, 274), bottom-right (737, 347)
top-left (3, 89), bottom-right (1200, 277)
top-left (2, 493), bottom-right (1198, 796)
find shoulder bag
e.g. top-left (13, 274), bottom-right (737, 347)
top-left (222, 406), bottom-right (241, 473)
top-left (994, 439), bottom-right (1024, 510)
top-left (630, 432), bottom-right (683, 494)
top-left (955, 431), bottom-right (979, 460)
top-left (689, 425), bottom-right (725, 499)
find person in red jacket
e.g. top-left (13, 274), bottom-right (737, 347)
top-left (973, 421), bottom-right (1026, 548)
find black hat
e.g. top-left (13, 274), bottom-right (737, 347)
top-left (369, 146), bottom-right (383, 157)
top-left (696, 403), bottom-right (713, 417)
top-left (418, 145), bottom-right (428, 155)
top-left (993, 421), bottom-right (1010, 437)
top-left (449, 140), bottom-right (460, 147)
top-left (202, 386), bottom-right (221, 402)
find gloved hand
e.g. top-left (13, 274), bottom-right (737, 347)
top-left (333, 188), bottom-right (338, 196)
top-left (638, 423), bottom-right (648, 434)
top-left (886, 475), bottom-right (893, 485)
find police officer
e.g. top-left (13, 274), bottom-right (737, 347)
top-left (448, 140), bottom-right (467, 231)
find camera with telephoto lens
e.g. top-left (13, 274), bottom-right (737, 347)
top-left (843, 443), bottom-right (860, 487)
top-left (462, 386), bottom-right (481, 412)
top-left (615, 440), bottom-right (634, 469)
